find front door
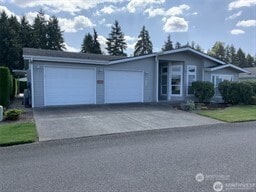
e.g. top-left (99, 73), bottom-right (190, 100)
top-left (170, 65), bottom-right (183, 97)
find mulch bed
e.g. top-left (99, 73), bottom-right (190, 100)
top-left (0, 96), bottom-right (34, 124)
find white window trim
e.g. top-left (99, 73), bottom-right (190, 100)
top-left (170, 65), bottom-right (183, 97)
top-left (211, 74), bottom-right (234, 88)
top-left (186, 65), bottom-right (197, 96)
top-left (160, 66), bottom-right (168, 96)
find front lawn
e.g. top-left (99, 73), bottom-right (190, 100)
top-left (0, 122), bottom-right (38, 146)
top-left (198, 105), bottom-right (256, 122)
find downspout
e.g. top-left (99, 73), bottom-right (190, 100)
top-left (155, 54), bottom-right (159, 102)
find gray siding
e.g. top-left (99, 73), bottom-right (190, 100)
top-left (30, 57), bottom-right (156, 107)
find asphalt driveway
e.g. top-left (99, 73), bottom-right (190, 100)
top-left (33, 104), bottom-right (223, 141)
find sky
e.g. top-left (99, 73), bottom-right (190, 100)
top-left (0, 0), bottom-right (255, 56)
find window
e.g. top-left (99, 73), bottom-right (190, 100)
top-left (211, 74), bottom-right (233, 95)
top-left (187, 65), bottom-right (197, 95)
top-left (171, 65), bottom-right (183, 96)
top-left (160, 66), bottom-right (168, 95)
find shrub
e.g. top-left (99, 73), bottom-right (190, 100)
top-left (238, 82), bottom-right (253, 104)
top-left (19, 81), bottom-right (27, 94)
top-left (9, 75), bottom-right (13, 99)
top-left (219, 81), bottom-right (253, 104)
top-left (4, 109), bottom-right (22, 120)
top-left (180, 100), bottom-right (196, 111)
top-left (251, 96), bottom-right (256, 105)
top-left (244, 80), bottom-right (256, 96)
top-left (0, 67), bottom-right (11, 107)
top-left (192, 81), bottom-right (214, 103)
top-left (10, 77), bottom-right (17, 99)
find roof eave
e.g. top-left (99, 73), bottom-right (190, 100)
top-left (23, 55), bottom-right (109, 65)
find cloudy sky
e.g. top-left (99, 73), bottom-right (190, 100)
top-left (0, 0), bottom-right (255, 56)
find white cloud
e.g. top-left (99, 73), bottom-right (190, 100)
top-left (99, 18), bottom-right (106, 25)
top-left (125, 35), bottom-right (137, 50)
top-left (127, 0), bottom-right (165, 13)
top-left (144, 4), bottom-right (190, 18)
top-left (59, 16), bottom-right (95, 33)
top-left (230, 29), bottom-right (245, 35)
top-left (97, 35), bottom-right (107, 53)
top-left (165, 4), bottom-right (190, 16)
top-left (226, 11), bottom-right (242, 20)
top-left (236, 19), bottom-right (256, 27)
top-left (105, 23), bottom-right (112, 28)
top-left (144, 7), bottom-right (165, 17)
top-left (64, 43), bottom-right (80, 52)
top-left (228, 0), bottom-right (256, 10)
top-left (192, 12), bottom-right (198, 15)
top-left (25, 11), bottom-right (50, 24)
top-left (163, 16), bottom-right (188, 32)
top-left (10, 0), bottom-right (126, 14)
top-left (100, 5), bottom-right (117, 14)
top-left (0, 5), bottom-right (18, 17)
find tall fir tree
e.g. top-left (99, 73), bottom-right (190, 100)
top-left (134, 26), bottom-right (153, 56)
top-left (81, 29), bottom-right (102, 54)
top-left (246, 54), bottom-right (254, 67)
top-left (81, 33), bottom-right (94, 53)
top-left (162, 34), bottom-right (173, 51)
top-left (47, 16), bottom-right (65, 50)
top-left (92, 29), bottom-right (102, 54)
top-left (175, 42), bottom-right (181, 49)
top-left (235, 48), bottom-right (246, 67)
top-left (229, 44), bottom-right (236, 64)
top-left (32, 10), bottom-right (48, 49)
top-left (106, 20), bottom-right (127, 56)
top-left (208, 41), bottom-right (226, 61)
top-left (20, 16), bottom-right (34, 48)
top-left (0, 11), bottom-right (22, 70)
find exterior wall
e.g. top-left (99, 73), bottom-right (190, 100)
top-left (159, 52), bottom-right (204, 101)
top-left (204, 68), bottom-right (239, 82)
top-left (30, 57), bottom-right (156, 107)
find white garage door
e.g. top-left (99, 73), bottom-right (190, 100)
top-left (44, 66), bottom-right (96, 106)
top-left (105, 70), bottom-right (144, 103)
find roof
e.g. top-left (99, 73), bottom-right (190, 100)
top-left (239, 67), bottom-right (256, 79)
top-left (205, 64), bottom-right (249, 73)
top-left (23, 48), bottom-right (126, 61)
top-left (22, 47), bottom-right (247, 73)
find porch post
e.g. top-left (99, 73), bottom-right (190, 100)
top-left (155, 54), bottom-right (159, 102)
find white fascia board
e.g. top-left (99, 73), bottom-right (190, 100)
top-left (158, 47), bottom-right (227, 65)
top-left (205, 64), bottom-right (249, 73)
top-left (23, 55), bottom-right (109, 65)
top-left (109, 53), bottom-right (156, 64)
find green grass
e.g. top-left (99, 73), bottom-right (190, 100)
top-left (0, 122), bottom-right (38, 146)
top-left (198, 105), bottom-right (256, 122)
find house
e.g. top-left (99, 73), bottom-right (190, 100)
top-left (239, 67), bottom-right (256, 80)
top-left (23, 47), bottom-right (248, 108)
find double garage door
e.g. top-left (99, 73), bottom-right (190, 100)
top-left (44, 66), bottom-right (144, 106)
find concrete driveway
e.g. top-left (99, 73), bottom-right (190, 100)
top-left (33, 104), bottom-right (223, 141)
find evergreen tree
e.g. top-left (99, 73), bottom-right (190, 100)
top-left (229, 44), bottom-right (236, 64)
top-left (191, 41), bottom-right (195, 49)
top-left (32, 10), bottom-right (48, 49)
top-left (224, 45), bottom-right (231, 63)
top-left (20, 16), bottom-right (34, 48)
top-left (195, 44), bottom-right (203, 52)
top-left (162, 34), bottom-right (173, 51)
top-left (47, 16), bottom-right (65, 50)
top-left (81, 29), bottom-right (102, 54)
top-left (175, 42), bottom-right (181, 49)
top-left (81, 33), bottom-right (94, 53)
top-left (208, 41), bottom-right (226, 61)
top-left (235, 48), bottom-right (246, 67)
top-left (106, 20), bottom-right (127, 56)
top-left (92, 29), bottom-right (102, 54)
top-left (134, 26), bottom-right (153, 56)
top-left (0, 11), bottom-right (22, 70)
top-left (246, 54), bottom-right (254, 67)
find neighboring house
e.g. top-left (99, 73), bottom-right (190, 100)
top-left (23, 47), bottom-right (247, 108)
top-left (239, 67), bottom-right (256, 81)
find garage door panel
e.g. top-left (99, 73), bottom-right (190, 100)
top-left (105, 70), bottom-right (144, 103)
top-left (44, 66), bottom-right (96, 106)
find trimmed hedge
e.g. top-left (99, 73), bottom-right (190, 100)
top-left (218, 81), bottom-right (253, 104)
top-left (0, 67), bottom-right (11, 107)
top-left (192, 81), bottom-right (215, 103)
